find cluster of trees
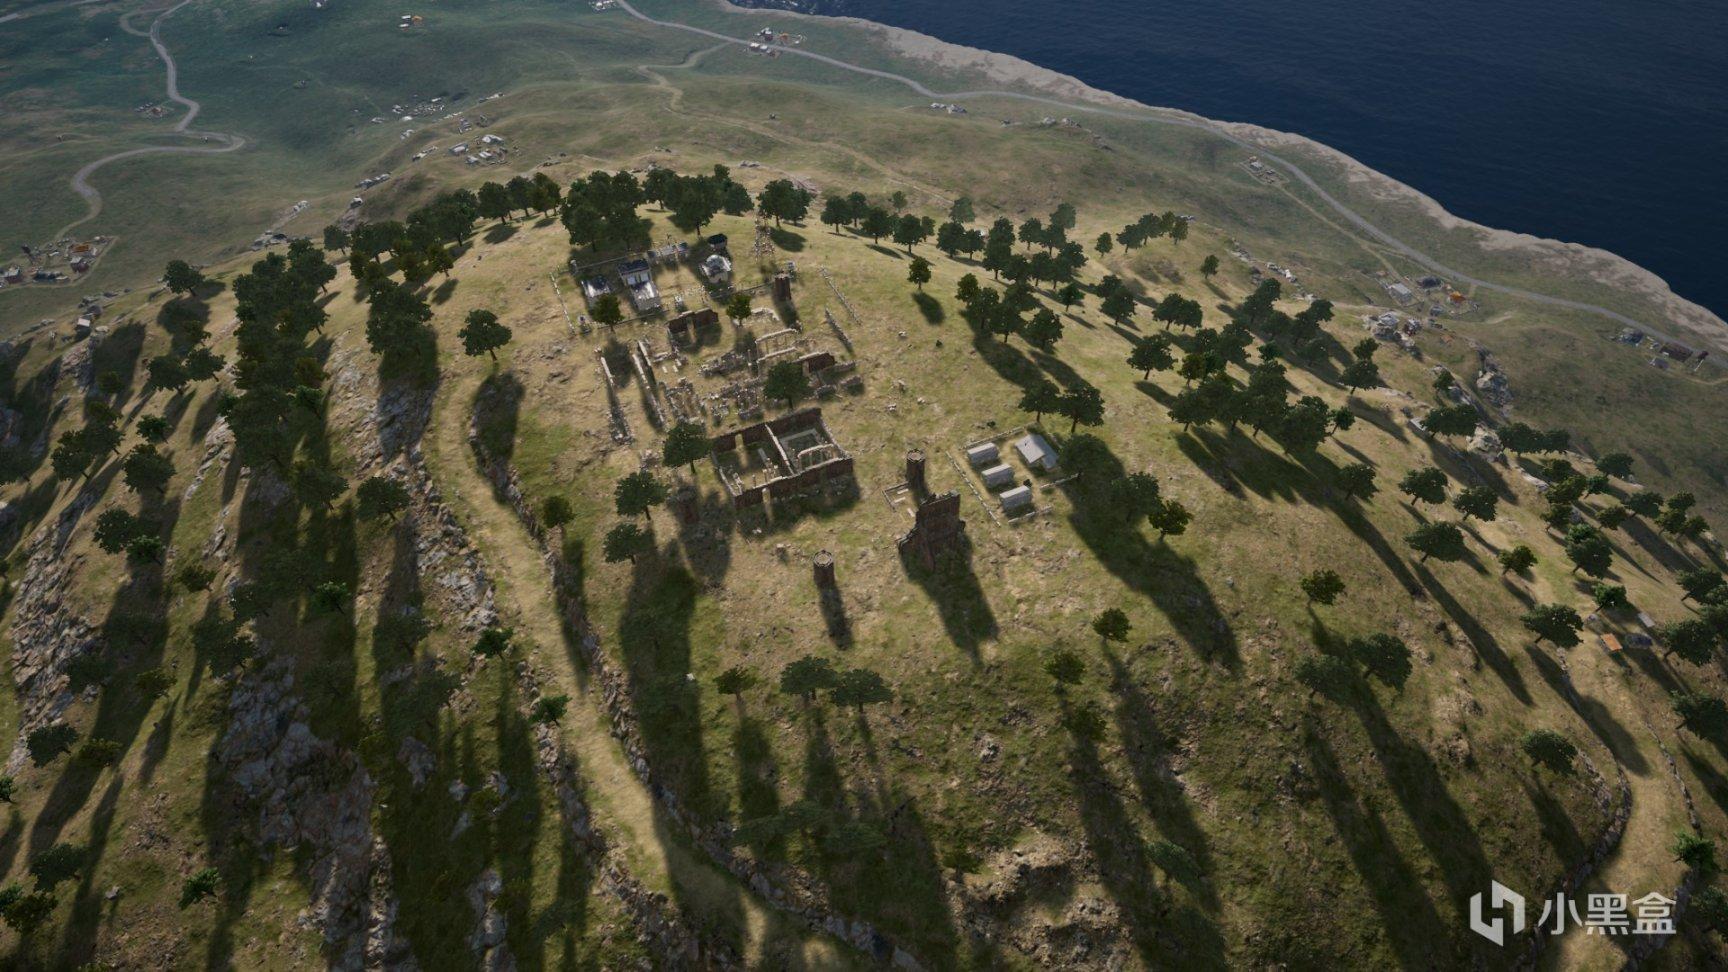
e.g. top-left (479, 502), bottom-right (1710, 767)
top-left (1101, 209), bottom-right (1189, 253)
top-left (1294, 632), bottom-right (1415, 697)
top-left (1016, 378), bottom-right (1105, 434)
top-left (981, 213), bottom-right (1089, 287)
top-left (1236, 280), bottom-right (1341, 364)
top-left (599, 469), bottom-right (669, 565)
top-left (561, 170), bottom-right (653, 253)
top-left (338, 190), bottom-right (479, 288)
top-left (1055, 437), bottom-right (1191, 539)
top-left (956, 273), bottom-right (1066, 351)
top-left (644, 164), bottom-right (753, 232)
top-left (475, 172), bottom-right (563, 224)
top-left (757, 178), bottom-right (813, 227)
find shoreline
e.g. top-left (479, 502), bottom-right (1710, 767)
top-left (714, 0), bottom-right (1728, 353)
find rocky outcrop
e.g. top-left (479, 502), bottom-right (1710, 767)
top-left (5, 489), bottom-right (101, 773)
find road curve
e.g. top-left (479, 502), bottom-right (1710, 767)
top-left (53, 0), bottom-right (246, 241)
top-left (612, 0), bottom-right (1719, 351)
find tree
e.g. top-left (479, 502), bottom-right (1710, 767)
top-left (1045, 649), bottom-right (1084, 686)
top-left (122, 444), bottom-right (174, 496)
top-left (1521, 729), bottom-right (1576, 774)
top-left (1673, 831), bottom-right (1717, 873)
top-left (1680, 567), bottom-right (1726, 603)
top-left (724, 291), bottom-right (753, 326)
top-left (1452, 485), bottom-right (1498, 522)
top-left (134, 667), bottom-right (175, 700)
top-left (1200, 254), bottom-right (1219, 280)
top-left (323, 224), bottom-right (350, 253)
top-left (536, 496), bottom-right (574, 536)
top-left (780, 655), bottom-right (837, 704)
top-left (757, 179), bottom-right (812, 226)
top-left (1595, 505), bottom-right (1632, 531)
top-left (1693, 887), bottom-right (1728, 938)
top-left (1092, 608), bottom-right (1131, 642)
top-left (1295, 654), bottom-right (1352, 700)
top-left (1056, 281), bottom-right (1083, 310)
top-left (1657, 618), bottom-right (1716, 666)
top-left (1674, 691), bottom-right (1728, 737)
top-left (763, 361), bottom-right (811, 408)
top-left (1340, 358), bottom-right (1381, 394)
top-left (180, 868), bottom-right (221, 908)
top-left (27, 724), bottom-right (77, 767)
top-left (1146, 498), bottom-right (1192, 539)
top-left (125, 534), bottom-right (164, 565)
top-left (74, 736), bottom-right (122, 768)
top-left (661, 422), bottom-right (712, 476)
top-left (311, 581), bottom-right (351, 614)
top-left (1598, 452), bottom-right (1635, 479)
top-left (1336, 463), bottom-right (1377, 502)
top-left (1592, 583), bottom-right (1630, 611)
top-left (1109, 473), bottom-right (1163, 524)
top-left (1406, 521), bottom-right (1466, 563)
top-left (93, 509), bottom-right (149, 555)
top-left (893, 214), bottom-right (927, 252)
top-left (948, 196), bottom-right (975, 224)
top-left (145, 354), bottom-right (190, 393)
top-left (1058, 385), bottom-right (1106, 434)
top-left (602, 522), bottom-right (652, 563)
top-left (1521, 603), bottom-right (1584, 648)
top-left (1350, 633), bottom-right (1412, 689)
top-left (0, 777), bottom-right (13, 805)
top-left (29, 844), bottom-right (83, 888)
top-left (1301, 569), bottom-right (1346, 606)
top-left (1023, 308), bottom-right (1064, 351)
top-left (1563, 524), bottom-right (1614, 578)
top-left (1100, 289), bottom-right (1137, 325)
top-left (907, 255), bottom-right (932, 291)
top-left (163, 259), bottom-right (205, 296)
top-left (1017, 378), bottom-right (1062, 423)
top-left (473, 626), bottom-right (514, 658)
top-left (292, 460), bottom-right (347, 511)
top-left (1498, 544), bottom-right (1538, 575)
top-left (1398, 467), bottom-right (1448, 506)
top-left (1426, 405), bottom-right (1479, 438)
top-left (532, 694), bottom-right (570, 724)
top-left (614, 471), bottom-right (667, 520)
top-left (955, 273), bottom-right (980, 305)
top-left (591, 293), bottom-right (624, 329)
top-left (1095, 231), bottom-right (1114, 255)
top-left (860, 207), bottom-right (894, 243)
top-left (459, 309), bottom-right (512, 361)
top-left (356, 476), bottom-right (410, 522)
top-left (831, 668), bottom-right (893, 712)
top-left (1127, 334), bottom-right (1175, 379)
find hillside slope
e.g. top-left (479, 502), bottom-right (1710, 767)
top-left (2, 0), bottom-right (1728, 968)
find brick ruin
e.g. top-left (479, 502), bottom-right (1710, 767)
top-left (709, 407), bottom-right (855, 512)
top-left (898, 491), bottom-right (967, 570)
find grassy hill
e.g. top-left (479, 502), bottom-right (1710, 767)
top-left (2, 0), bottom-right (1728, 967)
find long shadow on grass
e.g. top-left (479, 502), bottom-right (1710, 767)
top-left (1062, 695), bottom-right (1225, 967)
top-left (1408, 561), bottom-right (1532, 705)
top-left (799, 708), bottom-right (958, 967)
top-left (1301, 725), bottom-right (1452, 968)
top-left (1100, 647), bottom-right (1219, 909)
top-left (897, 532), bottom-right (995, 664)
top-left (1059, 439), bottom-right (1239, 667)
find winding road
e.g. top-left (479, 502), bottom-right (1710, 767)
top-left (612, 0), bottom-right (1724, 356)
top-left (50, 0), bottom-right (246, 241)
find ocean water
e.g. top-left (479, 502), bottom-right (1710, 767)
top-left (741, 0), bottom-right (1728, 321)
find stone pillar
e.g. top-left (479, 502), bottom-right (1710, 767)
top-left (813, 550), bottom-right (836, 589)
top-left (772, 273), bottom-right (793, 305)
top-left (905, 449), bottom-right (926, 492)
top-left (672, 489), bottom-right (699, 525)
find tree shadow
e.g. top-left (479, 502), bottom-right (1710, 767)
top-left (471, 371), bottom-right (524, 476)
top-left (1301, 725), bottom-right (1454, 968)
top-left (430, 277), bottom-right (459, 305)
top-left (769, 227), bottom-right (805, 252)
top-left (1409, 561), bottom-right (1532, 704)
top-left (484, 223), bottom-right (518, 245)
top-left (910, 292), bottom-right (943, 325)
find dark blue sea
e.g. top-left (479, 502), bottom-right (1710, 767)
top-left (740, 0), bottom-right (1728, 320)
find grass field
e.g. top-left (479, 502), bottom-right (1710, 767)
top-left (2, 0), bottom-right (1728, 967)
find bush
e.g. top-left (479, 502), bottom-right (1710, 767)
top-left (26, 725), bottom-right (77, 767)
top-left (531, 694), bottom-right (569, 724)
top-left (179, 867), bottom-right (221, 908)
top-left (73, 737), bottom-right (122, 769)
top-left (1521, 729), bottom-right (1577, 774)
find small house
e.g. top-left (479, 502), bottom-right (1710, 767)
top-left (1637, 612), bottom-right (1657, 631)
top-left (1000, 485), bottom-right (1033, 513)
top-left (1388, 282), bottom-right (1415, 303)
top-left (619, 259), bottom-right (661, 312)
top-left (580, 275), bottom-right (611, 301)
top-left (701, 253), bottom-right (732, 284)
top-left (965, 443), bottom-right (999, 468)
top-left (1599, 633), bottom-right (1623, 653)
top-left (980, 463), bottom-right (1015, 489)
top-left (1013, 432), bottom-right (1058, 472)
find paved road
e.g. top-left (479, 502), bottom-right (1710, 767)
top-left (52, 0), bottom-right (246, 241)
top-left (613, 0), bottom-right (1723, 356)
